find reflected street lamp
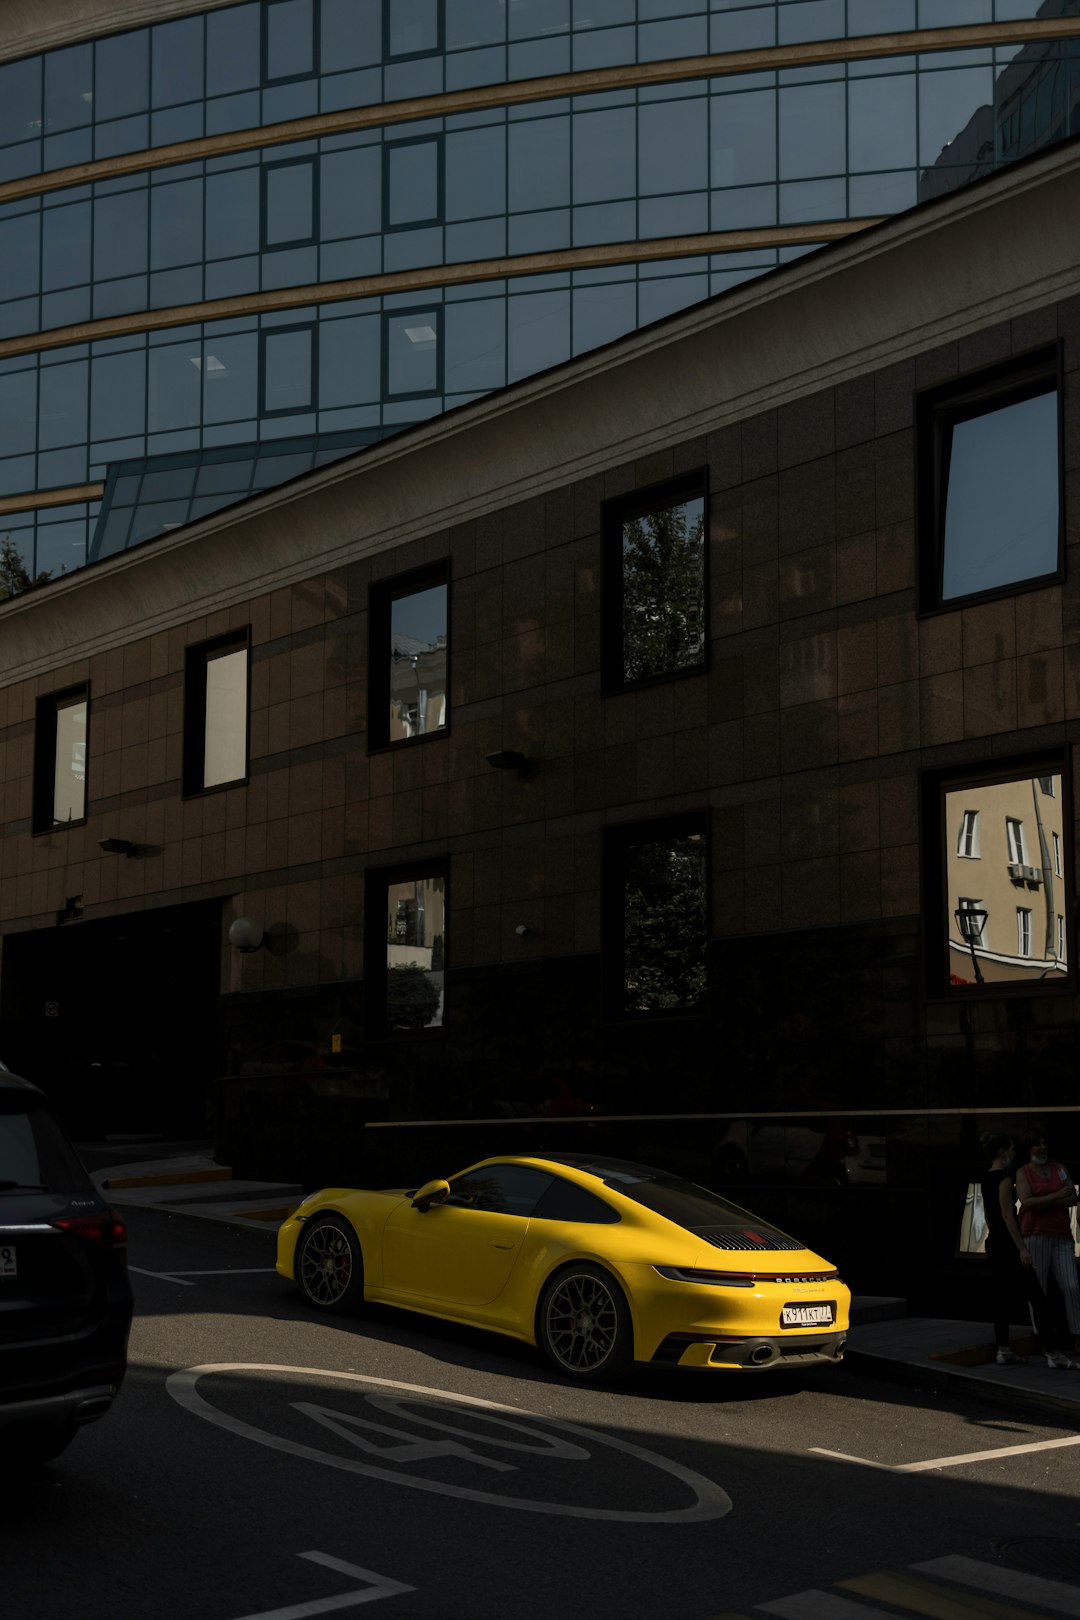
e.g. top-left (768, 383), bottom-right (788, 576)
top-left (955, 906), bottom-right (988, 986)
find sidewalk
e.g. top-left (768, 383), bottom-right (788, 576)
top-left (846, 1312), bottom-right (1080, 1419)
top-left (91, 1148), bottom-right (1080, 1418)
top-left (91, 1147), bottom-right (303, 1228)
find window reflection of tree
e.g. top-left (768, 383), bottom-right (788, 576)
top-left (621, 498), bottom-right (705, 684)
top-left (446, 1173), bottom-right (505, 1212)
top-left (624, 834), bottom-right (707, 1012)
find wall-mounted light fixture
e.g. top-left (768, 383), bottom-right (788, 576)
top-left (228, 917), bottom-right (266, 954)
top-left (486, 749), bottom-right (530, 777)
top-left (98, 837), bottom-right (139, 858)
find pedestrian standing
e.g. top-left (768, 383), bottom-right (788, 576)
top-left (1016, 1130), bottom-right (1080, 1369)
top-left (980, 1132), bottom-right (1056, 1366)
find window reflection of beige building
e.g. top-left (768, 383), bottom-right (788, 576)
top-left (947, 775), bottom-right (1066, 985)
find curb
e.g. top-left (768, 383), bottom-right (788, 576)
top-left (845, 1347), bottom-right (1080, 1423)
top-left (105, 1166), bottom-right (233, 1190)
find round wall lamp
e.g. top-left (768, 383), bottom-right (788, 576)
top-left (228, 917), bottom-right (265, 953)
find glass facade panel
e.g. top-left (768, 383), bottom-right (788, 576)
top-left (386, 139), bottom-right (442, 227)
top-left (152, 15), bottom-right (204, 107)
top-left (95, 30), bottom-right (150, 122)
top-left (386, 310), bottom-right (440, 394)
top-left (205, 5), bottom-right (261, 97)
top-left (44, 45), bottom-right (93, 134)
top-left (0, 57), bottom-right (41, 148)
top-left (0, 9), bottom-right (1073, 580)
top-left (385, 873), bottom-right (445, 1030)
top-left (265, 160), bottom-right (316, 247)
top-left (203, 647), bottom-right (248, 788)
top-left (266, 0), bottom-right (316, 81)
top-left (52, 696), bottom-right (87, 827)
top-left (262, 326), bottom-right (315, 412)
top-left (387, 0), bottom-right (441, 59)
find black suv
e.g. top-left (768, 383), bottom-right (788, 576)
top-left (0, 1073), bottom-right (133, 1463)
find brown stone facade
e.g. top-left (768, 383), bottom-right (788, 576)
top-left (2, 144), bottom-right (1080, 1303)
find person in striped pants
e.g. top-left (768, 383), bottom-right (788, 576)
top-left (1016, 1132), bottom-right (1080, 1369)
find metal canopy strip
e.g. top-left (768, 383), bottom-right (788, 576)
top-left (0, 18), bottom-right (1077, 208)
top-left (0, 220), bottom-right (877, 364)
top-left (0, 484), bottom-right (105, 516)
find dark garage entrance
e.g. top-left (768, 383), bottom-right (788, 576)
top-left (0, 899), bottom-right (224, 1140)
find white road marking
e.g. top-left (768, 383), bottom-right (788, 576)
top-left (758, 1591), bottom-right (884, 1617)
top-left (224, 1551), bottom-right (413, 1619)
top-left (166, 1362), bottom-right (732, 1523)
top-left (129, 1266), bottom-right (195, 1286)
top-left (914, 1555), bottom-right (1080, 1615)
top-left (807, 1449), bottom-right (894, 1472)
top-left (811, 1431), bottom-right (1080, 1473)
top-left (128, 1267), bottom-right (276, 1285)
top-left (169, 1267), bottom-right (278, 1275)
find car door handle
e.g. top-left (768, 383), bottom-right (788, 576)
top-left (492, 1241), bottom-right (516, 1250)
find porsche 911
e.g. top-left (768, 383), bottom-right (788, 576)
top-left (276, 1153), bottom-right (850, 1379)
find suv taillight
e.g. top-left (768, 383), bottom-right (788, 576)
top-left (52, 1212), bottom-right (128, 1249)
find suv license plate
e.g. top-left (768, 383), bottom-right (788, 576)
top-left (0, 1243), bottom-right (16, 1278)
top-left (781, 1301), bottom-right (834, 1327)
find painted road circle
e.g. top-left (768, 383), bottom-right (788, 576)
top-left (166, 1363), bottom-right (732, 1524)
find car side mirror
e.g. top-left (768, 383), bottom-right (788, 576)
top-left (412, 1178), bottom-right (450, 1213)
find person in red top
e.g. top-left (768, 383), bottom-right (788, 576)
top-left (1016, 1132), bottom-right (1080, 1369)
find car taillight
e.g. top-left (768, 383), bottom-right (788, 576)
top-left (52, 1212), bottom-right (128, 1249)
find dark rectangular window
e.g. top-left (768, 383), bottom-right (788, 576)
top-left (384, 0), bottom-right (442, 59)
top-left (366, 862), bottom-right (447, 1033)
top-left (603, 472), bottom-right (707, 689)
top-left (917, 347), bottom-right (1063, 613)
top-left (384, 308), bottom-right (442, 399)
top-left (928, 758), bottom-right (1070, 994)
top-left (264, 0), bottom-right (317, 82)
top-left (183, 630), bottom-right (250, 795)
top-left (261, 324), bottom-right (316, 414)
top-left (33, 685), bottom-right (88, 833)
top-left (262, 157), bottom-right (317, 249)
top-left (369, 562), bottom-right (448, 749)
top-left (605, 814), bottom-right (709, 1016)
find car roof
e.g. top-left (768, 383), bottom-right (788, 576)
top-left (520, 1152), bottom-right (670, 1182)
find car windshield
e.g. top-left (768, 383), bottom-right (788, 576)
top-left (0, 1099), bottom-right (94, 1195)
top-left (593, 1166), bottom-right (760, 1230)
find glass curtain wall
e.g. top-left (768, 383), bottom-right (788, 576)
top-left (0, 0), bottom-right (1076, 582)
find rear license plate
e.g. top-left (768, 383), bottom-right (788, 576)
top-left (781, 1301), bottom-right (834, 1327)
top-left (0, 1243), bottom-right (16, 1278)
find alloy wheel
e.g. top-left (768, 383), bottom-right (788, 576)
top-left (543, 1271), bottom-right (620, 1373)
top-left (299, 1220), bottom-right (355, 1307)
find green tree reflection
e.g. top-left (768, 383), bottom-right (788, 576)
top-left (623, 834), bottom-right (707, 1012)
top-left (621, 497), bottom-right (705, 683)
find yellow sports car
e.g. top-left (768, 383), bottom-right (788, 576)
top-left (276, 1153), bottom-right (850, 1379)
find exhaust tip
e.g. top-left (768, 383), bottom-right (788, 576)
top-left (73, 1396), bottom-right (113, 1424)
top-left (749, 1344), bottom-right (774, 1365)
top-left (835, 1338), bottom-right (847, 1359)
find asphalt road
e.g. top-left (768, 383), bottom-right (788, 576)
top-left (7, 1206), bottom-right (1080, 1620)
